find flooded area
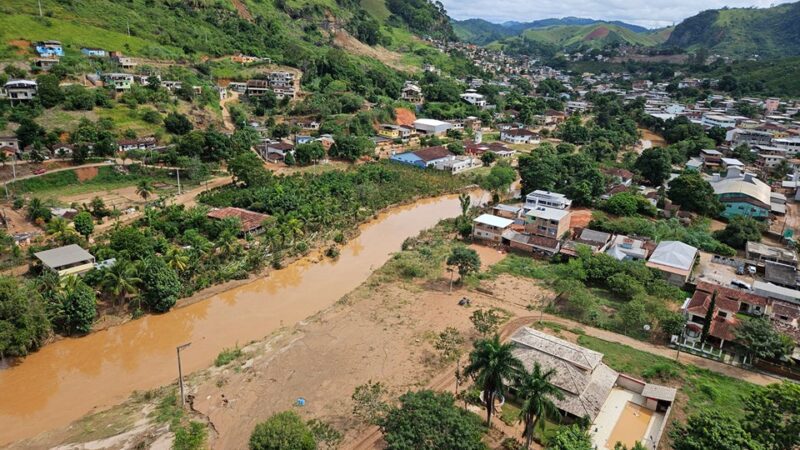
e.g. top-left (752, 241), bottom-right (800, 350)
top-left (0, 194), bottom-right (473, 446)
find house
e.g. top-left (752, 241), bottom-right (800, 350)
top-left (161, 80), bottom-right (182, 92)
top-left (433, 155), bottom-right (479, 174)
top-left (118, 137), bottom-right (157, 152)
top-left (413, 119), bottom-right (452, 136)
top-left (681, 282), bottom-right (769, 349)
top-left (764, 261), bottom-right (799, 288)
top-left (414, 146), bottom-right (455, 167)
top-left (110, 52), bottom-right (137, 70)
top-left (602, 168), bottom-right (634, 187)
top-left (34, 57), bottom-right (59, 71)
top-left (701, 113), bottom-right (736, 129)
top-left (227, 82), bottom-right (247, 93)
top-left (460, 90), bottom-right (486, 107)
top-left (726, 128), bottom-right (772, 147)
top-left (721, 157), bottom-right (745, 170)
top-left (510, 327), bottom-right (675, 450)
top-left (295, 135), bottom-right (313, 145)
top-left (699, 149), bottom-right (723, 168)
top-left (745, 241), bottom-right (798, 266)
top-left (377, 124), bottom-right (413, 141)
top-left (524, 190), bottom-right (572, 212)
top-left (472, 214), bottom-right (514, 243)
top-left (231, 54), bottom-right (262, 64)
top-left (207, 207), bottom-right (270, 236)
top-left (605, 235), bottom-right (649, 261)
top-left (492, 204), bottom-right (522, 219)
top-left (544, 109), bottom-right (567, 125)
top-left (0, 137), bottom-right (19, 155)
top-left (500, 128), bottom-right (539, 144)
top-left (401, 81), bottom-right (423, 103)
top-left (560, 228), bottom-right (612, 257)
top-left (709, 167), bottom-right (771, 219)
top-left (34, 244), bottom-right (96, 277)
top-left (259, 141), bottom-right (295, 162)
top-left (34, 40), bottom-right (63, 57)
top-left (646, 240), bottom-right (698, 286)
top-left (524, 206), bottom-right (571, 240)
top-left (773, 137), bottom-right (800, 155)
top-left (3, 80), bottom-right (37, 103)
top-left (81, 47), bottom-right (107, 58)
top-left (103, 73), bottom-right (134, 92)
top-left (508, 232), bottom-right (561, 255)
top-left (246, 79), bottom-right (270, 96)
top-left (51, 143), bottom-right (74, 157)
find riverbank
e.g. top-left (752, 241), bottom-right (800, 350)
top-left (0, 193), bottom-right (475, 446)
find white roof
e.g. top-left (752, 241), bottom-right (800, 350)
top-left (526, 206), bottom-right (569, 221)
top-left (413, 118), bottom-right (449, 127)
top-left (711, 174), bottom-right (771, 206)
top-left (648, 241), bottom-right (698, 271)
top-left (721, 158), bottom-right (744, 166)
top-left (474, 214), bottom-right (514, 228)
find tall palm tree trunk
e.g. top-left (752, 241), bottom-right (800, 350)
top-left (485, 390), bottom-right (494, 426)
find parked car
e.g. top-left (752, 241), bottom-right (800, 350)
top-left (731, 279), bottom-right (752, 290)
top-left (33, 168), bottom-right (46, 175)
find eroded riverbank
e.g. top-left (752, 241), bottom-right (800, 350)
top-left (0, 194), bottom-right (472, 446)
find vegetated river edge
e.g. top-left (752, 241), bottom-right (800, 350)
top-left (0, 191), bottom-right (481, 446)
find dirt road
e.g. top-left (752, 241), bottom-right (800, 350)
top-left (220, 91), bottom-right (240, 132)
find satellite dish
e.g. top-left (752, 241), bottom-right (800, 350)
top-left (643, 324), bottom-right (651, 331)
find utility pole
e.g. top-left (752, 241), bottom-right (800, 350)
top-left (176, 342), bottom-right (191, 407)
top-left (37, 0), bottom-right (43, 17)
top-left (176, 168), bottom-right (182, 195)
top-left (12, 153), bottom-right (17, 184)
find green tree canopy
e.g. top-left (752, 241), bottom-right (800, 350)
top-left (380, 390), bottom-right (486, 450)
top-left (72, 211), bottom-right (95, 238)
top-left (546, 424), bottom-right (593, 450)
top-left (0, 276), bottom-right (50, 357)
top-left (671, 409), bottom-right (764, 450)
top-left (249, 411), bottom-right (315, 450)
top-left (714, 216), bottom-right (765, 249)
top-left (140, 257), bottom-right (182, 313)
top-left (743, 382), bottom-right (800, 450)
top-left (735, 316), bottom-right (794, 360)
top-left (667, 172), bottom-right (723, 216)
top-left (447, 246), bottom-right (481, 280)
top-left (634, 147), bottom-right (672, 186)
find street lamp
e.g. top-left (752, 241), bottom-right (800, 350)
top-left (176, 342), bottom-right (192, 407)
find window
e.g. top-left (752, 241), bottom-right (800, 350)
top-left (717, 311), bottom-right (728, 318)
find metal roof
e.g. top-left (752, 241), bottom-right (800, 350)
top-left (474, 214), bottom-right (514, 228)
top-left (34, 245), bottom-right (94, 269)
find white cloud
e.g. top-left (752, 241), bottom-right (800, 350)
top-left (442, 0), bottom-right (795, 28)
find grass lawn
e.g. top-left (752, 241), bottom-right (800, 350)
top-left (10, 165), bottom-right (199, 198)
top-left (577, 335), bottom-right (759, 419)
top-left (96, 104), bottom-right (165, 136)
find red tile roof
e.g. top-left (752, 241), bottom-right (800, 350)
top-left (413, 146), bottom-right (453, 162)
top-left (207, 207), bottom-right (270, 233)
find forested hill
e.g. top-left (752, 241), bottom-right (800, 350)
top-left (0, 0), bottom-right (456, 66)
top-left (453, 17), bottom-right (650, 45)
top-left (666, 1), bottom-right (800, 58)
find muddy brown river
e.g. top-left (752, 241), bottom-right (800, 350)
top-left (0, 194), bottom-right (471, 445)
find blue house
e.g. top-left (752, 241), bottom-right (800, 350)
top-left (390, 151), bottom-right (425, 168)
top-left (295, 135), bottom-right (313, 145)
top-left (709, 168), bottom-right (772, 220)
top-left (81, 47), bottom-right (107, 57)
top-left (35, 41), bottom-right (64, 57)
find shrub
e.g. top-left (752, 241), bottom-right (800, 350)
top-left (249, 411), bottom-right (315, 450)
top-left (214, 346), bottom-right (243, 367)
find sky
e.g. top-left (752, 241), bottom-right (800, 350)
top-left (440, 0), bottom-right (796, 28)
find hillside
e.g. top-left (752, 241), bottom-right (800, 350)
top-left (667, 1), bottom-right (800, 58)
top-left (453, 17), bottom-right (650, 45)
top-left (488, 22), bottom-right (670, 55)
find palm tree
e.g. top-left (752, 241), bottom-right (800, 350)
top-left (463, 335), bottom-right (524, 427)
top-left (100, 260), bottom-right (141, 307)
top-left (164, 246), bottom-right (189, 272)
top-left (136, 179), bottom-right (154, 202)
top-left (46, 217), bottom-right (78, 244)
top-left (516, 362), bottom-right (564, 449)
top-left (284, 217), bottom-right (304, 244)
top-left (459, 192), bottom-right (471, 218)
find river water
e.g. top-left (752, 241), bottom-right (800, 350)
top-left (0, 194), bottom-right (469, 445)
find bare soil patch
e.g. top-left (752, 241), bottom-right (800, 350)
top-left (332, 30), bottom-right (415, 72)
top-left (74, 166), bottom-right (98, 182)
top-left (394, 107), bottom-right (416, 126)
top-left (569, 208), bottom-right (593, 230)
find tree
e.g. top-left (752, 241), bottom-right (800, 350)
top-left (516, 362), bottom-right (564, 449)
top-left (735, 316), bottom-right (794, 361)
top-left (470, 308), bottom-right (504, 337)
top-left (72, 211), bottom-right (95, 238)
top-left (668, 172), bottom-right (723, 216)
top-left (480, 151), bottom-right (497, 166)
top-left (352, 380), bottom-right (390, 425)
top-left (459, 192), bottom-right (471, 218)
top-left (714, 216), bottom-right (765, 249)
top-left (433, 327), bottom-right (465, 364)
top-left (742, 382), bottom-right (800, 450)
top-left (464, 335), bottom-right (524, 426)
top-left (634, 147), bottom-right (672, 186)
top-left (731, 143), bottom-right (757, 164)
top-left (480, 163), bottom-right (516, 202)
top-left (601, 192), bottom-right (656, 217)
top-left (447, 246), bottom-right (481, 281)
top-left (380, 390), bottom-right (486, 450)
top-left (701, 291), bottom-right (716, 344)
top-left (447, 142), bottom-right (465, 155)
top-left (100, 260), bottom-right (141, 307)
top-left (46, 217), bottom-right (78, 245)
top-left (27, 197), bottom-right (51, 224)
top-left (36, 73), bottom-right (64, 108)
top-left (0, 276), bottom-right (50, 357)
top-left (140, 257), bottom-right (182, 312)
top-left (249, 411), bottom-right (315, 450)
top-left (164, 112), bottom-right (193, 135)
top-left (164, 246), bottom-right (189, 273)
top-left (329, 135), bottom-right (375, 161)
top-left (547, 424), bottom-right (593, 450)
top-left (136, 179), bottom-right (154, 202)
top-left (228, 152), bottom-right (271, 187)
top-left (293, 142), bottom-right (325, 166)
top-left (307, 419), bottom-right (342, 450)
top-left (59, 277), bottom-right (97, 334)
top-left (671, 409), bottom-right (764, 450)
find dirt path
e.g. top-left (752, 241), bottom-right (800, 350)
top-left (220, 91), bottom-right (240, 132)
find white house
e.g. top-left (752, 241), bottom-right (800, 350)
top-left (500, 128), bottom-right (539, 144)
top-left (460, 90), bottom-right (486, 108)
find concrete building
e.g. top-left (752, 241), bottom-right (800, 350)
top-left (646, 241), bottom-right (698, 286)
top-left (524, 190), bottom-right (572, 212)
top-left (412, 119), bottom-right (452, 136)
top-left (709, 167), bottom-right (771, 219)
top-left (472, 214), bottom-right (514, 243)
top-left (3, 80), bottom-right (37, 103)
top-left (524, 206), bottom-right (571, 239)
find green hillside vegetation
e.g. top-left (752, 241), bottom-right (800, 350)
top-left (489, 23), bottom-right (669, 56)
top-left (667, 1), bottom-right (800, 58)
top-left (704, 57), bottom-right (800, 97)
top-left (452, 19), bottom-right (515, 45)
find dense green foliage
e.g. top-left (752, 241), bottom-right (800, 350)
top-left (735, 317), bottom-right (795, 361)
top-left (714, 216), bottom-right (765, 249)
top-left (385, 0), bottom-right (455, 41)
top-left (447, 246), bottom-right (481, 280)
top-left (139, 257), bottom-right (182, 313)
top-left (381, 390), bottom-right (486, 450)
top-left (667, 172), bottom-right (723, 216)
top-left (249, 411), bottom-right (315, 450)
top-left (546, 424), bottom-right (593, 450)
top-left (671, 409), bottom-right (764, 450)
top-left (599, 192), bottom-right (656, 217)
top-left (464, 335), bottom-right (525, 426)
top-left (0, 276), bottom-right (50, 357)
top-left (59, 278), bottom-right (97, 334)
top-left (518, 145), bottom-right (605, 206)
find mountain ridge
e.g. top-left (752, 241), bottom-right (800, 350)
top-left (453, 16), bottom-right (651, 45)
